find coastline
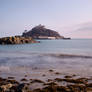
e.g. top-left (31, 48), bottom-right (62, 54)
top-left (0, 67), bottom-right (92, 92)
top-left (0, 39), bottom-right (92, 91)
top-left (0, 53), bottom-right (92, 92)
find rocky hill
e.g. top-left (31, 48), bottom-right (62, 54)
top-left (22, 25), bottom-right (64, 39)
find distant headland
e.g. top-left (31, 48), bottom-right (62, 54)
top-left (22, 24), bottom-right (71, 40)
top-left (0, 24), bottom-right (70, 45)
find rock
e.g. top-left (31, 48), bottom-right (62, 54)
top-left (49, 69), bottom-right (54, 72)
top-left (47, 79), bottom-right (53, 82)
top-left (21, 78), bottom-right (28, 82)
top-left (67, 84), bottom-right (86, 92)
top-left (0, 36), bottom-right (39, 45)
top-left (24, 75), bottom-right (27, 77)
top-left (55, 72), bottom-right (61, 75)
top-left (43, 82), bottom-right (57, 86)
top-left (42, 85), bottom-right (57, 92)
top-left (17, 83), bottom-right (28, 92)
top-left (64, 75), bottom-right (73, 78)
top-left (9, 83), bottom-right (30, 92)
top-left (0, 76), bottom-right (92, 92)
top-left (55, 77), bottom-right (88, 84)
top-left (35, 85), bottom-right (71, 92)
top-left (54, 78), bottom-right (64, 82)
top-left (0, 83), bottom-right (13, 92)
top-left (56, 86), bottom-right (71, 92)
top-left (7, 79), bottom-right (19, 84)
top-left (86, 83), bottom-right (92, 87)
top-left (42, 74), bottom-right (46, 77)
top-left (30, 79), bottom-right (45, 84)
top-left (8, 77), bottom-right (15, 79)
top-left (33, 88), bottom-right (41, 92)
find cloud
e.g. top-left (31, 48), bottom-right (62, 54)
top-left (74, 22), bottom-right (92, 32)
top-left (69, 22), bottom-right (92, 38)
top-left (60, 21), bottom-right (92, 38)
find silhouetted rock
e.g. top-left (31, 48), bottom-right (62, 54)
top-left (0, 36), bottom-right (39, 45)
top-left (22, 24), bottom-right (65, 39)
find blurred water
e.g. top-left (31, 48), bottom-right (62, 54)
top-left (0, 39), bottom-right (92, 54)
top-left (0, 39), bottom-right (92, 77)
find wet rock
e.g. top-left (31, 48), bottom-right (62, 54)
top-left (55, 72), bottom-right (61, 75)
top-left (42, 85), bottom-right (57, 92)
top-left (38, 85), bottom-right (71, 92)
top-left (56, 86), bottom-right (71, 92)
top-left (0, 83), bottom-right (13, 92)
top-left (30, 79), bottom-right (45, 84)
top-left (49, 69), bottom-right (54, 72)
top-left (24, 75), bottom-right (27, 77)
top-left (21, 78), bottom-right (28, 82)
top-left (42, 74), bottom-right (46, 77)
top-left (0, 77), bottom-right (7, 83)
top-left (16, 83), bottom-right (30, 92)
top-left (54, 78), bottom-right (64, 82)
top-left (7, 79), bottom-right (19, 84)
top-left (64, 75), bottom-right (72, 78)
top-left (8, 77), bottom-right (15, 79)
top-left (0, 36), bottom-right (39, 45)
top-left (86, 83), bottom-right (92, 87)
top-left (33, 88), bottom-right (41, 92)
top-left (55, 77), bottom-right (88, 84)
top-left (9, 85), bottom-right (18, 92)
top-left (43, 82), bottom-right (57, 86)
top-left (0, 76), bottom-right (92, 92)
top-left (47, 79), bottom-right (53, 82)
top-left (67, 84), bottom-right (86, 92)
top-left (72, 74), bottom-right (76, 77)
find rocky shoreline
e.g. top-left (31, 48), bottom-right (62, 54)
top-left (0, 69), bottom-right (92, 92)
top-left (0, 36), bottom-right (39, 45)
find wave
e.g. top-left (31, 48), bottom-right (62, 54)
top-left (0, 49), bottom-right (92, 59)
top-left (43, 53), bottom-right (92, 59)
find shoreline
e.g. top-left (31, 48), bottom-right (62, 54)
top-left (0, 40), bottom-right (92, 92)
top-left (0, 68), bottom-right (92, 92)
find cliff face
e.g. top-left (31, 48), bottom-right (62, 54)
top-left (22, 25), bottom-right (64, 39)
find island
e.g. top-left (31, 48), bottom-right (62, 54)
top-left (22, 24), bottom-right (71, 40)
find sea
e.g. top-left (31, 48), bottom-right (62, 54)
top-left (0, 39), bottom-right (92, 78)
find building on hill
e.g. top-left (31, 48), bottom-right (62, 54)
top-left (22, 24), bottom-right (69, 39)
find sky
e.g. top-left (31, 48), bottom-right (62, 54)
top-left (0, 0), bottom-right (92, 38)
